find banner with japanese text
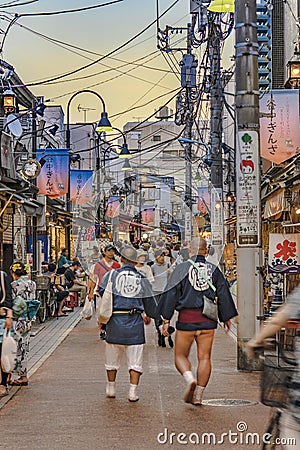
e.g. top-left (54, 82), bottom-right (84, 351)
top-left (197, 187), bottom-right (210, 214)
top-left (268, 233), bottom-right (300, 273)
top-left (70, 170), bottom-right (93, 205)
top-left (105, 196), bottom-right (120, 218)
top-left (260, 90), bottom-right (300, 164)
top-left (37, 148), bottom-right (69, 198)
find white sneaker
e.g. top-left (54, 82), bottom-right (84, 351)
top-left (128, 384), bottom-right (139, 402)
top-left (106, 382), bottom-right (116, 398)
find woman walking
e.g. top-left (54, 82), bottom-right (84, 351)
top-left (10, 262), bottom-right (36, 386)
top-left (0, 269), bottom-right (13, 396)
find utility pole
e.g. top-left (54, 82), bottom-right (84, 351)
top-left (208, 14), bottom-right (224, 265)
top-left (31, 103), bottom-right (38, 277)
top-left (235, 0), bottom-right (263, 370)
top-left (183, 23), bottom-right (196, 243)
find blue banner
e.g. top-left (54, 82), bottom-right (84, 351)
top-left (70, 170), bottom-right (93, 205)
top-left (37, 148), bottom-right (69, 198)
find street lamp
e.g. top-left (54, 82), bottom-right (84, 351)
top-left (112, 127), bottom-right (131, 158)
top-left (285, 52), bottom-right (300, 88)
top-left (2, 88), bottom-right (16, 114)
top-left (65, 89), bottom-right (112, 255)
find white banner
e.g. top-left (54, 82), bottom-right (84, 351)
top-left (268, 233), bottom-right (300, 273)
top-left (210, 188), bottom-right (224, 247)
top-left (236, 131), bottom-right (261, 247)
top-left (260, 90), bottom-right (300, 164)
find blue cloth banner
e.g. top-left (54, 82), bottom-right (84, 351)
top-left (70, 170), bottom-right (93, 205)
top-left (37, 148), bottom-right (69, 198)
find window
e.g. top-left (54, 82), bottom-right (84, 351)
top-left (153, 135), bottom-right (161, 142)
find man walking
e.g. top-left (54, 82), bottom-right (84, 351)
top-left (87, 244), bottom-right (120, 300)
top-left (151, 250), bottom-right (173, 347)
top-left (158, 238), bottom-right (238, 405)
top-left (99, 245), bottom-right (156, 402)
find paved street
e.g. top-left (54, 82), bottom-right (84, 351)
top-left (0, 310), bottom-right (270, 450)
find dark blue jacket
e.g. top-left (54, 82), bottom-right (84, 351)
top-left (157, 256), bottom-right (238, 330)
top-left (99, 264), bottom-right (157, 345)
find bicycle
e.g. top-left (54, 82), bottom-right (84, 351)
top-left (260, 333), bottom-right (298, 450)
top-left (35, 275), bottom-right (56, 323)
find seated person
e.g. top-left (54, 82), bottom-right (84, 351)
top-left (44, 263), bottom-right (69, 317)
top-left (64, 261), bottom-right (87, 305)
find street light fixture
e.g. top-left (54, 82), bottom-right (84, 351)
top-left (3, 88), bottom-right (16, 114)
top-left (108, 127), bottom-right (131, 158)
top-left (65, 89), bottom-right (112, 255)
top-left (122, 159), bottom-right (132, 171)
top-left (285, 52), bottom-right (300, 88)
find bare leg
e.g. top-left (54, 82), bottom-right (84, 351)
top-left (107, 369), bottom-right (117, 382)
top-left (174, 330), bottom-right (195, 375)
top-left (195, 330), bottom-right (215, 386)
top-left (129, 369), bottom-right (141, 385)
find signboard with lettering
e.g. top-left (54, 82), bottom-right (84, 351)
top-left (236, 131), bottom-right (261, 247)
top-left (268, 233), bottom-right (300, 273)
top-left (260, 90), bottom-right (299, 164)
top-left (210, 188), bottom-right (224, 247)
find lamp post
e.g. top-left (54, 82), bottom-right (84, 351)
top-left (65, 89), bottom-right (112, 256)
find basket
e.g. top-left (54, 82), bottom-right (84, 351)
top-left (261, 355), bottom-right (295, 408)
top-left (35, 275), bottom-right (51, 290)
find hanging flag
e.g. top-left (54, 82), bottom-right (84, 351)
top-left (268, 233), bottom-right (300, 274)
top-left (142, 207), bottom-right (154, 223)
top-left (105, 196), bottom-right (120, 218)
top-left (260, 90), bottom-right (300, 164)
top-left (37, 148), bottom-right (69, 198)
top-left (197, 187), bottom-right (210, 214)
top-left (70, 170), bottom-right (93, 205)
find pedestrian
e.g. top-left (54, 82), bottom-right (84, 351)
top-left (88, 244), bottom-right (121, 339)
top-left (10, 262), bottom-right (36, 386)
top-left (57, 248), bottom-right (72, 274)
top-left (136, 250), bottom-right (154, 283)
top-left (98, 245), bottom-right (157, 402)
top-left (151, 250), bottom-right (173, 348)
top-left (0, 269), bottom-right (13, 396)
top-left (247, 284), bottom-right (300, 448)
top-left (158, 237), bottom-right (238, 404)
top-left (64, 261), bottom-right (87, 306)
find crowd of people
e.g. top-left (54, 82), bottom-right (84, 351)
top-left (1, 235), bottom-right (298, 437)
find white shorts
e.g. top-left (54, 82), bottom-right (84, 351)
top-left (105, 343), bottom-right (144, 373)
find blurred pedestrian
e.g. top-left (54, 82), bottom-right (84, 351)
top-left (151, 250), bottom-right (173, 347)
top-left (0, 269), bottom-right (13, 396)
top-left (247, 285), bottom-right (300, 448)
top-left (10, 262), bottom-right (36, 386)
top-left (99, 245), bottom-right (156, 402)
top-left (158, 238), bottom-right (238, 404)
top-left (136, 250), bottom-right (154, 283)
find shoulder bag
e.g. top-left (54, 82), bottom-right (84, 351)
top-left (98, 270), bottom-right (114, 324)
top-left (188, 259), bottom-right (218, 322)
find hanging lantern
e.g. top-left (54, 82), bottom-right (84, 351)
top-left (3, 88), bottom-right (16, 114)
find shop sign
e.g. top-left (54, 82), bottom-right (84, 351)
top-left (236, 131), bottom-right (261, 247)
top-left (268, 233), bottom-right (300, 274)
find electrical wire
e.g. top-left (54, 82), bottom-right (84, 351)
top-left (4, 1), bottom-right (124, 16)
top-left (17, 0), bottom-right (180, 87)
top-left (0, 0), bottom-right (38, 7)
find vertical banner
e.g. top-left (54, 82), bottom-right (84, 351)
top-left (37, 148), bottom-right (69, 198)
top-left (142, 207), bottom-right (154, 223)
top-left (260, 90), bottom-right (300, 164)
top-left (268, 233), bottom-right (300, 274)
top-left (105, 196), bottom-right (120, 218)
top-left (70, 170), bottom-right (93, 205)
top-left (236, 131), bottom-right (261, 247)
top-left (210, 188), bottom-right (224, 247)
top-left (197, 187), bottom-right (210, 214)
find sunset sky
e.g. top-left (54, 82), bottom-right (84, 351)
top-left (3, 0), bottom-right (234, 129)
